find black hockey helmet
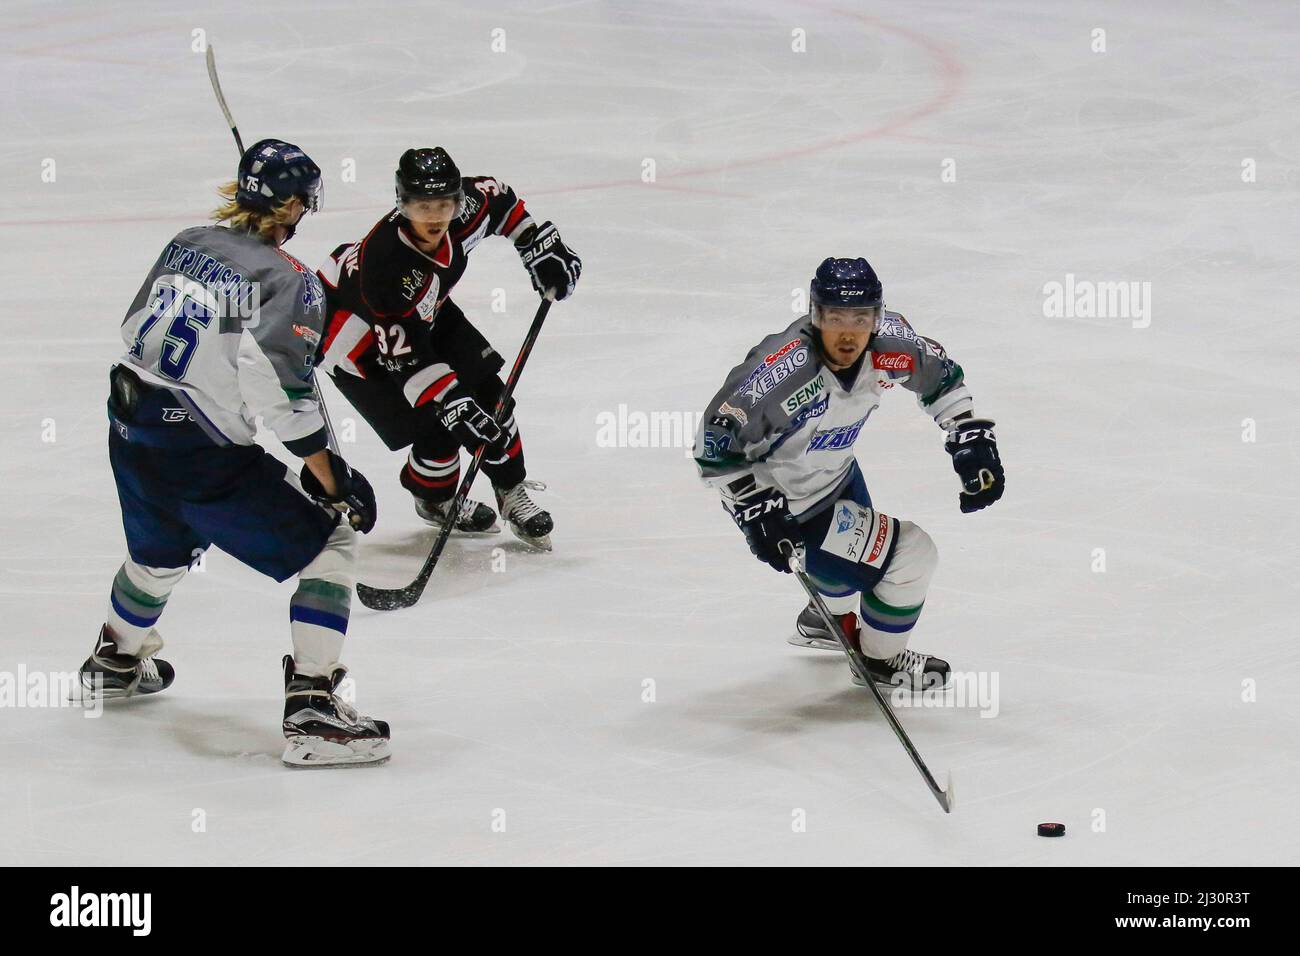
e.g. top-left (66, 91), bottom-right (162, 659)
top-left (236, 139), bottom-right (322, 213)
top-left (395, 147), bottom-right (464, 215)
top-left (809, 257), bottom-right (883, 327)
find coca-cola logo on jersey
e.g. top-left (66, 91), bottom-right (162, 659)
top-left (872, 351), bottom-right (913, 371)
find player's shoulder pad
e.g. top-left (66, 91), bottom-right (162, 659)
top-left (316, 241), bottom-right (355, 291)
top-left (462, 174), bottom-right (508, 200)
top-left (728, 319), bottom-right (820, 414)
top-left (358, 211), bottom-right (430, 319)
top-left (869, 310), bottom-right (940, 372)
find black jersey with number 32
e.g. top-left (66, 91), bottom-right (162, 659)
top-left (317, 175), bottom-right (533, 408)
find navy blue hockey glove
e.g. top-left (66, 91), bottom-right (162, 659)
top-left (300, 450), bottom-right (378, 533)
top-left (726, 477), bottom-right (802, 573)
top-left (944, 417), bottom-right (1004, 513)
top-left (516, 221), bottom-right (581, 301)
top-left (438, 388), bottom-right (507, 454)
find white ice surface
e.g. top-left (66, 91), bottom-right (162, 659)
top-left (1, 0), bottom-right (1297, 866)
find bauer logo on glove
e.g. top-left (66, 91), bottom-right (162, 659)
top-left (516, 221), bottom-right (582, 301)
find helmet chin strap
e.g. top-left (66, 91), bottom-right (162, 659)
top-left (278, 205), bottom-right (311, 244)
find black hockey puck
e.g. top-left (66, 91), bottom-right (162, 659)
top-left (1037, 822), bottom-right (1065, 837)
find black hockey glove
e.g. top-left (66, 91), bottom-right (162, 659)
top-left (516, 221), bottom-right (581, 301)
top-left (438, 388), bottom-right (506, 454)
top-left (300, 450), bottom-right (378, 533)
top-left (726, 477), bottom-right (802, 573)
top-left (944, 417), bottom-right (1004, 513)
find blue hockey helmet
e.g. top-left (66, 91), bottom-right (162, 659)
top-left (809, 257), bottom-right (883, 325)
top-left (236, 139), bottom-right (322, 213)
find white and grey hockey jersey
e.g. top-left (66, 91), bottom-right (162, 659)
top-left (693, 312), bottom-right (974, 516)
top-left (117, 224), bottom-right (329, 456)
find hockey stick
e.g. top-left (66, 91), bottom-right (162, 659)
top-left (780, 541), bottom-right (953, 813)
top-left (205, 45), bottom-right (244, 154)
top-left (356, 297), bottom-right (553, 611)
top-left (205, 43), bottom-right (343, 459)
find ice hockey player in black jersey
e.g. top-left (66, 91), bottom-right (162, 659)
top-left (694, 257), bottom-right (1005, 691)
top-left (84, 139), bottom-right (390, 767)
top-left (317, 146), bottom-right (581, 551)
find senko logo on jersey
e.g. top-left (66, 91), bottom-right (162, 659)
top-left (806, 412), bottom-right (869, 452)
top-left (783, 375), bottom-right (825, 416)
top-left (787, 394), bottom-right (828, 431)
top-left (738, 345), bottom-right (810, 406)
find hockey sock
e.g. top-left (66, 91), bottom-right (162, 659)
top-left (290, 522), bottom-right (354, 678)
top-left (401, 449), bottom-right (459, 499)
top-left (859, 520), bottom-right (937, 660)
top-left (106, 560), bottom-right (186, 656)
top-left (482, 414), bottom-right (525, 488)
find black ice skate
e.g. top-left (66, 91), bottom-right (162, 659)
top-left (495, 480), bottom-right (552, 551)
top-left (413, 494), bottom-right (500, 534)
top-left (788, 600), bottom-right (844, 651)
top-left (281, 656), bottom-right (390, 768)
top-left (78, 625), bottom-right (174, 699)
top-left (852, 648), bottom-right (952, 691)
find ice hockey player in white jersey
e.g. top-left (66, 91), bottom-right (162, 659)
top-left (82, 139), bottom-right (390, 767)
top-left (694, 257), bottom-right (1005, 689)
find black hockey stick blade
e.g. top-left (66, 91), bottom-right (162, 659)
top-left (355, 298), bottom-right (553, 611)
top-left (781, 542), bottom-right (953, 813)
top-left (355, 575), bottom-right (427, 611)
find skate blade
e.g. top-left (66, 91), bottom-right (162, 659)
top-left (417, 516), bottom-right (503, 536)
top-left (850, 672), bottom-right (954, 692)
top-left (787, 631), bottom-right (842, 651)
top-left (282, 735), bottom-right (391, 768)
top-left (69, 678), bottom-right (163, 702)
top-left (507, 525), bottom-right (552, 552)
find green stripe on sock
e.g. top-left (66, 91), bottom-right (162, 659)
top-left (295, 579), bottom-right (351, 605)
top-left (113, 568), bottom-right (168, 608)
top-left (863, 590), bottom-right (924, 618)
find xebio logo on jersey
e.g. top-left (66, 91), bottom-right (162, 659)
top-left (822, 501), bottom-right (896, 569)
top-left (765, 337), bottom-right (801, 365)
top-left (738, 345), bottom-right (810, 406)
top-left (806, 412), bottom-right (869, 452)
